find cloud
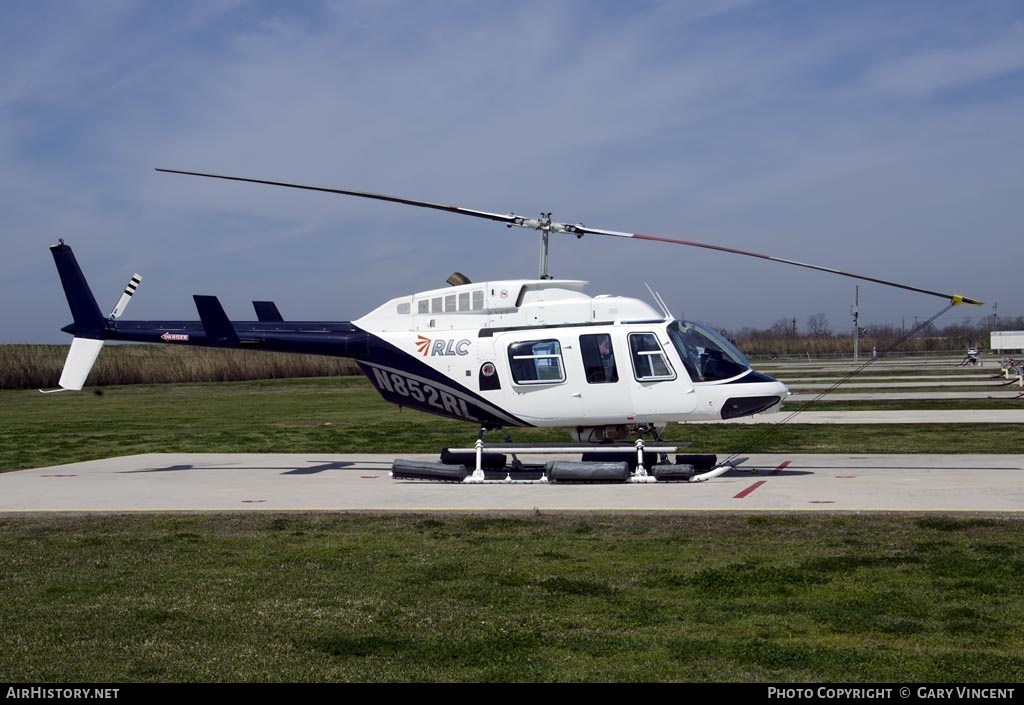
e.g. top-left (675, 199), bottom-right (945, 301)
top-left (863, 27), bottom-right (1024, 98)
top-left (1, 0), bottom-right (1020, 343)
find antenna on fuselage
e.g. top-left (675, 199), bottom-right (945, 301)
top-left (644, 283), bottom-right (673, 320)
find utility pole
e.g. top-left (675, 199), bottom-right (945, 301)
top-left (852, 286), bottom-right (859, 361)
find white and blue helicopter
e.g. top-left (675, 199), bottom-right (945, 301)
top-left (49, 169), bottom-right (982, 483)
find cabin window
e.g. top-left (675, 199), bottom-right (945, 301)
top-left (667, 320), bottom-right (750, 382)
top-left (580, 333), bottom-right (618, 384)
top-left (508, 339), bottom-right (565, 385)
top-left (417, 299), bottom-right (429, 314)
top-left (431, 297), bottom-right (443, 313)
top-left (458, 292), bottom-right (470, 311)
top-left (629, 333), bottom-right (675, 381)
top-left (472, 290), bottom-right (484, 310)
top-left (397, 302), bottom-right (411, 315)
top-left (444, 294), bottom-right (457, 312)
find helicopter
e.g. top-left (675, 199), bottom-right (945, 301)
top-left (48, 169), bottom-right (983, 483)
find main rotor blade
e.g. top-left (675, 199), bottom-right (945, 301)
top-left (156, 168), bottom-right (983, 306)
top-left (576, 224), bottom-right (983, 306)
top-left (155, 168), bottom-right (519, 226)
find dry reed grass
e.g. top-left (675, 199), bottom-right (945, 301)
top-left (0, 344), bottom-right (360, 390)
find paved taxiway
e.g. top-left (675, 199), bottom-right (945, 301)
top-left (2, 452), bottom-right (1021, 513)
top-left (6, 356), bottom-right (1018, 513)
top-left (688, 409), bottom-right (1024, 423)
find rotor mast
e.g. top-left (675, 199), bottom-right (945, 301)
top-left (505, 210), bottom-right (585, 280)
top-left (540, 229), bottom-right (551, 279)
top-left (536, 213), bottom-right (553, 279)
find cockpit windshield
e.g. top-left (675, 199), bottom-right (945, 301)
top-left (667, 320), bottom-right (751, 382)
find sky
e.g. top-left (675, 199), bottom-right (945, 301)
top-left (2, 0), bottom-right (1022, 343)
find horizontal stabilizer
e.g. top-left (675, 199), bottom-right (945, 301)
top-left (253, 301), bottom-right (284, 322)
top-left (193, 295), bottom-right (240, 345)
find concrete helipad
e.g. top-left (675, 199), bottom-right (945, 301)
top-left (2, 452), bottom-right (1022, 513)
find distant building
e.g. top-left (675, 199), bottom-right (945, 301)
top-left (990, 331), bottom-right (1024, 353)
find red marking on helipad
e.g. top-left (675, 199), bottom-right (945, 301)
top-left (360, 475), bottom-right (379, 479)
top-left (241, 500), bottom-right (267, 504)
top-left (734, 460), bottom-right (791, 498)
top-left (40, 474), bottom-right (77, 478)
top-left (733, 480), bottom-right (766, 499)
top-left (808, 500), bottom-right (835, 504)
top-left (836, 475), bottom-right (857, 478)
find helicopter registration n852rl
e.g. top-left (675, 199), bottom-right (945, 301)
top-left (353, 277), bottom-right (788, 428)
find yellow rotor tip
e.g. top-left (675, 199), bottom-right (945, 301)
top-left (951, 294), bottom-right (984, 306)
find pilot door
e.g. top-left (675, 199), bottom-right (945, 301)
top-left (622, 330), bottom-right (696, 421)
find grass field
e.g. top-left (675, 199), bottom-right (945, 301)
top-left (1, 375), bottom-right (1021, 471)
top-left (3, 354), bottom-right (1022, 682)
top-left (2, 512), bottom-right (1022, 682)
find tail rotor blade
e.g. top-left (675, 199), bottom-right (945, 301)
top-left (109, 274), bottom-right (142, 319)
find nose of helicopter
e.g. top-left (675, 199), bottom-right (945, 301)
top-left (720, 372), bottom-right (790, 420)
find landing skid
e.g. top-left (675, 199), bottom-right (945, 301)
top-left (390, 437), bottom-right (748, 484)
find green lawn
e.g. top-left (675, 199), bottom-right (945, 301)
top-left (1, 376), bottom-right (1021, 471)
top-left (3, 368), bottom-right (1023, 683)
top-left (1, 513), bottom-right (1021, 682)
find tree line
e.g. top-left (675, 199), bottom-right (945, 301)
top-left (722, 313), bottom-right (1023, 358)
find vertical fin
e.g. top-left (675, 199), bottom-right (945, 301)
top-left (50, 242), bottom-right (106, 339)
top-left (193, 295), bottom-right (240, 345)
top-left (253, 301), bottom-right (284, 322)
top-left (46, 242), bottom-right (108, 392)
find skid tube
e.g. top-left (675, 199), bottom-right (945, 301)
top-left (390, 431), bottom-right (745, 484)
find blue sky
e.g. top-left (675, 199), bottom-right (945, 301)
top-left (3, 0), bottom-right (1022, 342)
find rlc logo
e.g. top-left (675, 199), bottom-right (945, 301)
top-left (416, 335), bottom-right (471, 357)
